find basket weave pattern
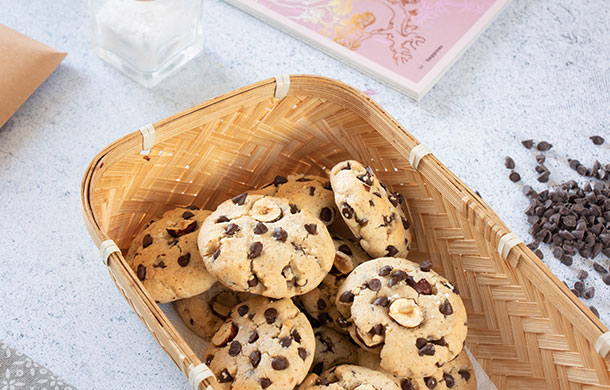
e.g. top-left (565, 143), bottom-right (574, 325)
top-left (82, 76), bottom-right (610, 389)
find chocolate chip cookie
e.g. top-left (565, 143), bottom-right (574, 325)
top-left (329, 161), bottom-right (412, 259)
top-left (175, 283), bottom-right (251, 340)
top-left (335, 258), bottom-right (467, 378)
top-left (260, 175), bottom-right (338, 226)
top-left (298, 365), bottom-right (400, 390)
top-left (198, 194), bottom-right (335, 298)
top-left (358, 349), bottom-right (476, 390)
top-left (296, 237), bottom-right (370, 332)
top-left (126, 207), bottom-right (216, 303)
top-left (310, 326), bottom-right (359, 376)
top-left (204, 296), bottom-right (315, 390)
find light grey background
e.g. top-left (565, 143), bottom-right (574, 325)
top-left (1, 0), bottom-right (609, 389)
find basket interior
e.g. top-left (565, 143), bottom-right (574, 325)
top-left (86, 77), bottom-right (610, 389)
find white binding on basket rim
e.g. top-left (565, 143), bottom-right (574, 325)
top-left (139, 123), bottom-right (155, 154)
top-left (595, 332), bottom-right (610, 358)
top-left (188, 363), bottom-right (214, 390)
top-left (409, 144), bottom-right (432, 170)
top-left (100, 239), bottom-right (120, 266)
top-left (274, 75), bottom-right (290, 99)
top-left (497, 232), bottom-right (523, 260)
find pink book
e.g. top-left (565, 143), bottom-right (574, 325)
top-left (224, 0), bottom-right (511, 100)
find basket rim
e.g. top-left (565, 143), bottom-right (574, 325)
top-left (80, 74), bottom-right (610, 386)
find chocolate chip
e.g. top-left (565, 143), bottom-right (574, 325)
top-left (317, 299), bottom-right (327, 310)
top-left (338, 244), bottom-right (352, 256)
top-left (323, 181), bottom-right (332, 190)
top-left (291, 330), bottom-right (301, 343)
top-left (213, 249), bottom-right (221, 260)
top-left (536, 154), bottom-right (546, 164)
top-left (297, 347), bottom-right (308, 361)
top-left (439, 299), bottom-right (453, 315)
top-left (365, 278), bottom-right (381, 291)
top-left (235, 305), bottom-right (249, 317)
top-left (373, 296), bottom-right (390, 306)
top-left (316, 378), bottom-right (330, 386)
top-left (205, 354), bottom-right (214, 365)
top-left (288, 204), bottom-right (299, 214)
top-left (416, 338), bottom-right (428, 349)
top-left (218, 369), bottom-right (233, 383)
top-left (231, 192), bottom-right (247, 205)
top-left (583, 286), bottom-right (595, 299)
top-left (538, 171), bottom-right (550, 183)
top-left (356, 216), bottom-right (368, 226)
top-left (320, 207), bottom-right (332, 222)
top-left (177, 253), bottom-right (190, 267)
top-left (304, 223), bottom-right (317, 234)
top-left (339, 291), bottom-right (354, 303)
top-left (590, 135), bottom-right (605, 145)
top-left (308, 186), bottom-right (316, 196)
top-left (604, 274), bottom-right (610, 285)
top-left (407, 277), bottom-right (433, 295)
top-left (248, 275), bottom-right (259, 287)
top-left (577, 269), bottom-right (588, 280)
top-left (590, 306), bottom-right (600, 318)
top-left (357, 168), bottom-right (374, 186)
top-left (537, 141), bottom-right (553, 151)
top-left (369, 323), bottom-right (384, 335)
top-left (593, 262), bottom-right (607, 274)
top-left (265, 308), bottom-right (278, 324)
top-left (251, 222), bottom-right (267, 235)
top-left (296, 177), bottom-right (312, 182)
top-left (509, 170), bottom-right (521, 182)
top-left (167, 220), bottom-right (197, 237)
top-left (248, 331), bottom-right (259, 343)
top-left (260, 378), bottom-right (272, 389)
top-left (279, 337), bottom-right (292, 348)
top-left (341, 203), bottom-right (354, 219)
top-left (272, 228), bottom-right (287, 242)
top-left (336, 316), bottom-right (350, 328)
top-left (153, 259), bottom-right (166, 269)
top-left (225, 223), bottom-right (240, 235)
top-left (522, 139), bottom-right (535, 149)
top-left (458, 369), bottom-right (471, 381)
top-left (271, 357), bottom-right (289, 370)
top-left (228, 340), bottom-right (241, 356)
top-left (534, 249), bottom-right (544, 259)
top-left (273, 175), bottom-right (288, 186)
top-left (420, 261), bottom-right (432, 272)
top-left (444, 373), bottom-right (455, 388)
top-left (574, 281), bottom-right (585, 292)
top-left (373, 191), bottom-right (382, 198)
top-left (142, 234), bottom-right (153, 248)
top-left (419, 344), bottom-right (435, 356)
top-left (505, 156), bottom-right (515, 169)
top-left (424, 377), bottom-right (437, 389)
top-left (401, 379), bottom-right (414, 390)
top-left (216, 215), bottom-right (230, 223)
top-left (182, 211), bottom-right (195, 219)
top-left (136, 264), bottom-right (146, 281)
top-left (250, 350), bottom-right (261, 367)
top-left (379, 265), bottom-right (393, 276)
top-left (369, 199), bottom-right (375, 206)
top-left (248, 242), bottom-right (263, 259)
top-left (186, 205), bottom-right (199, 210)
top-left (386, 245), bottom-right (399, 257)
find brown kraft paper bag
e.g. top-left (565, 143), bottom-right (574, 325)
top-left (0, 24), bottom-right (66, 128)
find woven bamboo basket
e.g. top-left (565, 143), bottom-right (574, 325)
top-left (81, 75), bottom-right (610, 389)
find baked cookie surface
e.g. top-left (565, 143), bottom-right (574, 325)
top-left (298, 365), bottom-right (400, 390)
top-left (126, 207), bottom-right (216, 303)
top-left (204, 296), bottom-right (315, 390)
top-left (310, 326), bottom-right (359, 376)
top-left (198, 194), bottom-right (335, 298)
top-left (329, 161), bottom-right (412, 258)
top-left (336, 258), bottom-right (467, 378)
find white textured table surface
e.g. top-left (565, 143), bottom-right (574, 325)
top-left (1, 1), bottom-right (609, 389)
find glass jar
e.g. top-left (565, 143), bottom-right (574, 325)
top-left (89, 0), bottom-right (204, 87)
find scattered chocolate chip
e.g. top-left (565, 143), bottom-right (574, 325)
top-left (590, 306), bottom-right (600, 318)
top-left (304, 223), bottom-right (317, 234)
top-left (444, 373), bottom-right (455, 387)
top-left (401, 379), bottom-right (414, 390)
top-left (292, 330), bottom-right (301, 343)
top-left (407, 277), bottom-right (433, 295)
top-left (522, 139), bottom-right (535, 149)
top-left (583, 286), bottom-right (595, 299)
top-left (439, 299), bottom-right (454, 315)
top-left (182, 211), bottom-right (195, 219)
top-left (537, 171), bottom-right (550, 183)
top-left (279, 337), bottom-right (292, 348)
top-left (424, 377), bottom-right (437, 389)
top-left (319, 207), bottom-right (332, 222)
top-left (369, 200), bottom-right (375, 206)
top-left (509, 170), bottom-right (521, 182)
top-left (153, 259), bottom-right (166, 269)
top-left (379, 265), bottom-right (393, 276)
top-left (505, 156), bottom-right (515, 169)
top-left (177, 253), bottom-right (191, 267)
top-left (228, 340), bottom-right (241, 356)
top-left (213, 249), bottom-right (221, 260)
top-left (272, 228), bottom-right (287, 242)
top-left (248, 242), bottom-right (263, 259)
top-left (248, 331), bottom-right (259, 343)
top-left (369, 323), bottom-right (384, 335)
top-left (603, 273), bottom-right (610, 285)
top-left (420, 261), bottom-right (432, 272)
top-left (590, 136), bottom-right (605, 145)
top-left (265, 308), bottom-right (278, 324)
top-left (289, 204), bottom-right (299, 214)
top-left (458, 369), bottom-right (471, 381)
top-left (373, 296), bottom-right (390, 307)
top-left (537, 141), bottom-right (553, 151)
top-left (534, 249), bottom-right (544, 259)
top-left (260, 378), bottom-right (272, 389)
top-left (341, 203), bottom-right (354, 219)
top-left (231, 192), bottom-right (248, 205)
top-left (416, 338), bottom-right (428, 349)
top-left (419, 344), bottom-right (435, 356)
top-left (593, 262), bottom-right (607, 274)
top-left (338, 244), bottom-right (352, 256)
top-left (298, 347), bottom-right (308, 361)
top-left (386, 245), bottom-right (399, 257)
top-left (136, 264), bottom-right (146, 281)
top-left (365, 278), bottom-right (381, 291)
top-left (536, 154), bottom-right (546, 164)
top-left (249, 350), bottom-right (261, 367)
top-left (253, 222), bottom-right (268, 235)
top-left (248, 275), bottom-right (259, 287)
top-left (308, 186), bottom-right (316, 196)
top-left (167, 221), bottom-right (197, 237)
top-left (577, 269), bottom-right (588, 280)
top-left (323, 181), bottom-right (332, 191)
top-left (218, 369), bottom-right (233, 383)
top-left (271, 357), bottom-right (289, 370)
top-left (355, 215), bottom-right (369, 226)
top-left (339, 291), bottom-right (355, 303)
top-left (225, 223), bottom-right (240, 235)
top-left (142, 234), bottom-right (153, 248)
top-left (216, 215), bottom-right (230, 223)
top-left (205, 354), bottom-right (214, 365)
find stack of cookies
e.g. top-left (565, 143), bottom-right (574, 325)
top-left (125, 160), bottom-right (475, 390)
